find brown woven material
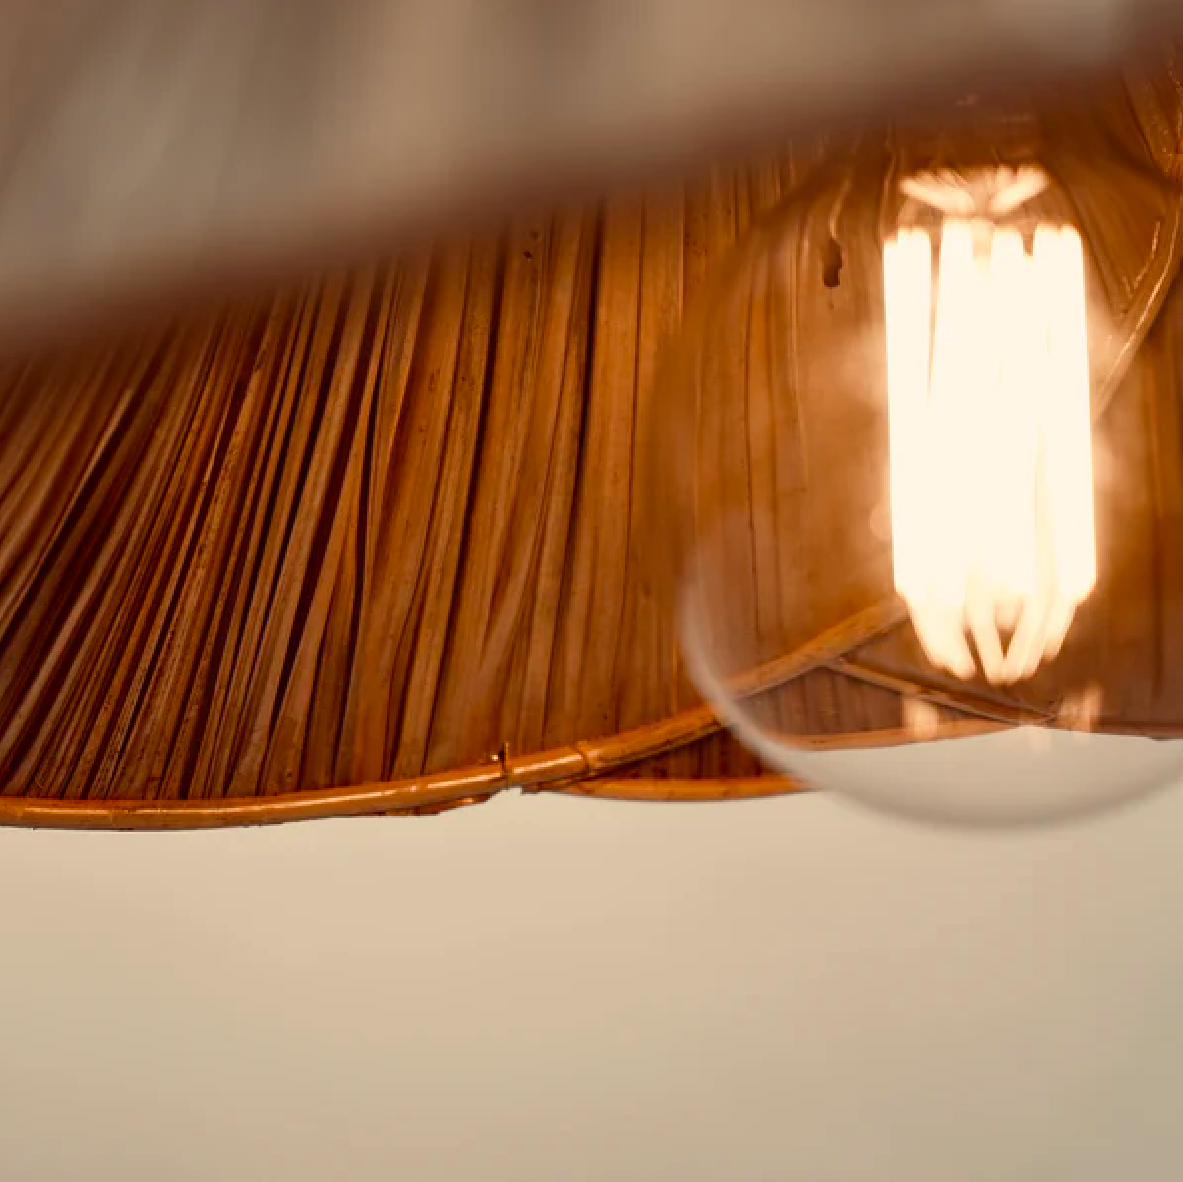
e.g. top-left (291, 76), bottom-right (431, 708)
top-left (0, 56), bottom-right (1181, 826)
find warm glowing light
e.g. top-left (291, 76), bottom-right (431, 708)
top-left (883, 178), bottom-right (1096, 685)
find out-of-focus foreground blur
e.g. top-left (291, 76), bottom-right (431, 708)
top-left (1, 0), bottom-right (1181, 337)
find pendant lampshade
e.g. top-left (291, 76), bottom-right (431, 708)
top-left (0, 61), bottom-right (1181, 829)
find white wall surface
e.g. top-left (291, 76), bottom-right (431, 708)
top-left (3, 756), bottom-right (1183, 1181)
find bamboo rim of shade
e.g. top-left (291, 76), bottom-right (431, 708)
top-left (8, 596), bottom-right (1174, 831)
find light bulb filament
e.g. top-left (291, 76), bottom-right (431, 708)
top-left (883, 200), bottom-right (1096, 685)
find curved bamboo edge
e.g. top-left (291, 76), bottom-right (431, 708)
top-left (555, 777), bottom-right (808, 803)
top-left (4, 593), bottom-right (1176, 830)
top-left (14, 591), bottom-right (1167, 831)
top-left (0, 600), bottom-right (908, 830)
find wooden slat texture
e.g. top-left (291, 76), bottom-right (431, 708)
top-left (0, 62), bottom-right (1181, 822)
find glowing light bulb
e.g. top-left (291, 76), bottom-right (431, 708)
top-left (883, 175), bottom-right (1097, 685)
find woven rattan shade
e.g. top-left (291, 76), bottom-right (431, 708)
top-left (1, 53), bottom-right (1182, 827)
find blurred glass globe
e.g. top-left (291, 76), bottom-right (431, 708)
top-left (647, 144), bottom-right (1183, 827)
